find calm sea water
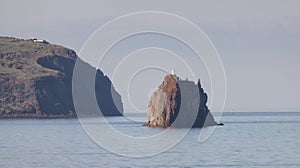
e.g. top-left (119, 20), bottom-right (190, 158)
top-left (0, 112), bottom-right (299, 168)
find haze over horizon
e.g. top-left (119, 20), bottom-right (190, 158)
top-left (1, 0), bottom-right (300, 112)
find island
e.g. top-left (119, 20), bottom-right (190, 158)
top-left (0, 36), bottom-right (123, 118)
top-left (145, 74), bottom-right (218, 128)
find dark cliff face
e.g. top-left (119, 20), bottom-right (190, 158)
top-left (145, 74), bottom-right (217, 128)
top-left (0, 36), bottom-right (123, 118)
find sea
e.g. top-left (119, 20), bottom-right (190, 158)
top-left (0, 112), bottom-right (299, 168)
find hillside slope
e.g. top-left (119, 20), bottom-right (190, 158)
top-left (0, 36), bottom-right (123, 118)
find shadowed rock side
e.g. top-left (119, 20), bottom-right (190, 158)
top-left (0, 36), bottom-right (123, 118)
top-left (145, 74), bottom-right (217, 128)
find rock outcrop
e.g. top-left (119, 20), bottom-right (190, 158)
top-left (0, 36), bottom-right (123, 118)
top-left (145, 74), bottom-right (217, 128)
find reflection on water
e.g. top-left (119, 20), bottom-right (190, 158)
top-left (0, 112), bottom-right (300, 167)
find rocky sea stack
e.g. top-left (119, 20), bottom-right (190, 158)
top-left (0, 36), bottom-right (123, 118)
top-left (145, 74), bottom-right (217, 128)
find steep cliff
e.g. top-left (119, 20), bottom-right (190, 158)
top-left (145, 74), bottom-right (217, 128)
top-left (0, 36), bottom-right (123, 118)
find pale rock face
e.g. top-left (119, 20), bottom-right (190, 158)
top-left (147, 89), bottom-right (167, 127)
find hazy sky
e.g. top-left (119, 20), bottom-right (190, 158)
top-left (1, 0), bottom-right (300, 112)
